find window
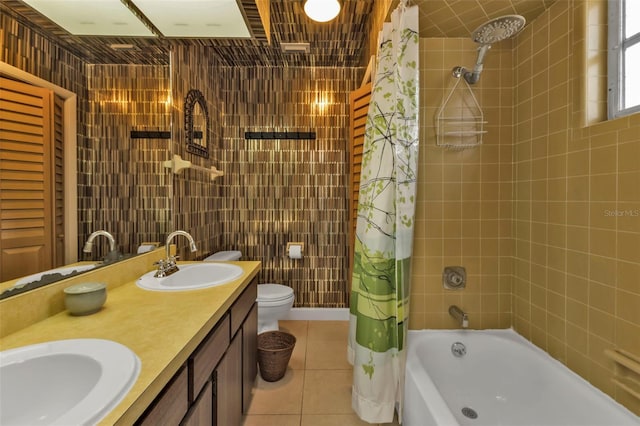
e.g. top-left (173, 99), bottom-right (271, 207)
top-left (608, 0), bottom-right (640, 118)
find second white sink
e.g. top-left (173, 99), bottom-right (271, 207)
top-left (136, 262), bottom-right (244, 292)
top-left (0, 339), bottom-right (140, 426)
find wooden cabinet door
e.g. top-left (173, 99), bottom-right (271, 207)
top-left (0, 77), bottom-right (55, 281)
top-left (242, 303), bottom-right (258, 413)
top-left (182, 380), bottom-right (213, 426)
top-left (216, 332), bottom-right (242, 426)
top-left (137, 366), bottom-right (189, 426)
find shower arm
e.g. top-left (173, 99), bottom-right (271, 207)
top-left (455, 44), bottom-right (491, 85)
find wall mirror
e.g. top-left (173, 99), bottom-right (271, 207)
top-left (184, 88), bottom-right (210, 158)
top-left (0, 29), bottom-right (172, 299)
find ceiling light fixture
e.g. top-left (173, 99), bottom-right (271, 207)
top-left (303, 0), bottom-right (340, 22)
top-left (22, 0), bottom-right (154, 36)
top-left (21, 0), bottom-right (250, 38)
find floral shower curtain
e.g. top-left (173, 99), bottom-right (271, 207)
top-left (347, 2), bottom-right (419, 424)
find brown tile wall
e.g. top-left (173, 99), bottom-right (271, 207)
top-left (512, 0), bottom-right (640, 414)
top-left (410, 38), bottom-right (514, 330)
top-left (0, 12), bottom-right (86, 99)
top-left (81, 64), bottom-right (172, 258)
top-left (170, 44), bottom-right (225, 260)
top-left (215, 66), bottom-right (362, 307)
top-left (169, 47), bottom-right (361, 307)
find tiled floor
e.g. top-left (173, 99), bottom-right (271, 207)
top-left (242, 320), bottom-right (400, 426)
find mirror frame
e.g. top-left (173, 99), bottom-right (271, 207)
top-left (184, 88), bottom-right (209, 158)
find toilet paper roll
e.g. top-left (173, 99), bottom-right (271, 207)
top-left (288, 244), bottom-right (303, 259)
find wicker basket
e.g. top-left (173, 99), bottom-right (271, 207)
top-left (257, 331), bottom-right (297, 382)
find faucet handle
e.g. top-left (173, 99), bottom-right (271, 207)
top-left (153, 259), bottom-right (168, 278)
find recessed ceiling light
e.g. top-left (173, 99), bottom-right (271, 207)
top-left (131, 0), bottom-right (250, 38)
top-left (22, 0), bottom-right (155, 36)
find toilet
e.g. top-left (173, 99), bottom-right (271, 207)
top-left (256, 283), bottom-right (294, 333)
top-left (205, 251), bottom-right (295, 334)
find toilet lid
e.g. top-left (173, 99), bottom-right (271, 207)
top-left (257, 284), bottom-right (294, 302)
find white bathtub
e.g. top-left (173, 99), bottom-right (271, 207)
top-left (404, 329), bottom-right (639, 426)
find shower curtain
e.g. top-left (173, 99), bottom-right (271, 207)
top-left (347, 2), bottom-right (419, 424)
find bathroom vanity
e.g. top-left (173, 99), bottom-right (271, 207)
top-left (136, 278), bottom-right (257, 426)
top-left (0, 249), bottom-right (261, 426)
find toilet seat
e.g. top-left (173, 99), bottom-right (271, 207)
top-left (257, 284), bottom-right (294, 303)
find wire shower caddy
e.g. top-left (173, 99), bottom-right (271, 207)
top-left (435, 66), bottom-right (487, 150)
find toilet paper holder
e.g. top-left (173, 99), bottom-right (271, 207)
top-left (286, 242), bottom-right (304, 257)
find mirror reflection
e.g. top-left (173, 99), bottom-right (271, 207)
top-left (0, 21), bottom-right (172, 298)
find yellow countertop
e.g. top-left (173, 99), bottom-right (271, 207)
top-left (0, 260), bottom-right (261, 425)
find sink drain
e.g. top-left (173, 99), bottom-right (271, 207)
top-left (461, 407), bottom-right (478, 419)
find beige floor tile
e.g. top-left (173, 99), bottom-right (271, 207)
top-left (280, 320), bottom-right (309, 338)
top-left (302, 369), bottom-right (353, 414)
top-left (248, 368), bottom-right (305, 415)
top-left (307, 320), bottom-right (349, 341)
top-left (279, 320), bottom-right (308, 370)
top-left (305, 338), bottom-right (351, 370)
top-left (301, 414), bottom-right (372, 426)
top-left (242, 414), bottom-right (301, 426)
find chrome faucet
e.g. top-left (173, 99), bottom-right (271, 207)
top-left (155, 231), bottom-right (198, 278)
top-left (83, 230), bottom-right (116, 254)
top-left (449, 305), bottom-right (469, 328)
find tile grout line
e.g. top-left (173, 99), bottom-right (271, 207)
top-left (299, 320), bottom-right (308, 425)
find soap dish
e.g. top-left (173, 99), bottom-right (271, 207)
top-left (64, 282), bottom-right (107, 316)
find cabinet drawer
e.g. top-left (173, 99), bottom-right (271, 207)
top-left (137, 365), bottom-right (188, 426)
top-left (190, 314), bottom-right (230, 400)
top-left (231, 278), bottom-right (257, 336)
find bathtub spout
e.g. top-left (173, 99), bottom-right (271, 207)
top-left (449, 305), bottom-right (469, 328)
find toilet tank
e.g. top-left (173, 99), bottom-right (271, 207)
top-left (204, 250), bottom-right (242, 261)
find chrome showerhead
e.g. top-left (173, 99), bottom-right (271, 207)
top-left (471, 15), bottom-right (526, 45)
top-left (459, 14), bottom-right (526, 84)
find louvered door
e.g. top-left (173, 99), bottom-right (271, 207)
top-left (349, 82), bottom-right (371, 282)
top-left (0, 77), bottom-right (55, 281)
top-left (53, 95), bottom-right (65, 267)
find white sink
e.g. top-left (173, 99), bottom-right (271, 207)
top-left (13, 264), bottom-right (99, 288)
top-left (0, 339), bottom-right (140, 426)
top-left (136, 262), bottom-right (244, 292)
